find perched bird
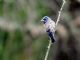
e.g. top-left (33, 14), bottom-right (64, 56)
top-left (41, 16), bottom-right (56, 43)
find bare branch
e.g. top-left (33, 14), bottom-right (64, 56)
top-left (44, 40), bottom-right (52, 60)
top-left (55, 0), bottom-right (66, 26)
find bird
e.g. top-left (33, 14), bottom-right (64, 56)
top-left (41, 16), bottom-right (56, 43)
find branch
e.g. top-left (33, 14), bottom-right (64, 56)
top-left (55, 0), bottom-right (66, 26)
top-left (44, 0), bottom-right (66, 60)
top-left (44, 40), bottom-right (52, 60)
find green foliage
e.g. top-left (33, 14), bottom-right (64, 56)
top-left (16, 9), bottom-right (27, 24)
top-left (12, 29), bottom-right (24, 53)
top-left (7, 0), bottom-right (15, 11)
top-left (0, 29), bottom-right (9, 60)
top-left (0, 0), bottom-right (3, 16)
top-left (0, 28), bottom-right (25, 60)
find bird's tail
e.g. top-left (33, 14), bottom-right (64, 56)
top-left (46, 29), bottom-right (56, 43)
top-left (50, 35), bottom-right (55, 43)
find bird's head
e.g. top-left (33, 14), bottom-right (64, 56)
top-left (41, 16), bottom-right (50, 24)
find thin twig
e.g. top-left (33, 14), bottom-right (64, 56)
top-left (55, 0), bottom-right (66, 26)
top-left (44, 40), bottom-right (52, 60)
top-left (44, 0), bottom-right (66, 60)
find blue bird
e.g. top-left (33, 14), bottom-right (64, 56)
top-left (41, 16), bottom-right (56, 43)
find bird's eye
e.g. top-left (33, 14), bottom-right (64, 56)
top-left (43, 18), bottom-right (46, 20)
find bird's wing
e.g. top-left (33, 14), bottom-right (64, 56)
top-left (48, 20), bottom-right (55, 32)
top-left (44, 19), bottom-right (55, 32)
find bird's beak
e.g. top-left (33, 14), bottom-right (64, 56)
top-left (41, 19), bottom-right (44, 21)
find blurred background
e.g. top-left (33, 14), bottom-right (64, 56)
top-left (0, 0), bottom-right (80, 60)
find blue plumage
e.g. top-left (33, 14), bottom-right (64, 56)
top-left (42, 16), bottom-right (48, 24)
top-left (46, 29), bottom-right (55, 43)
